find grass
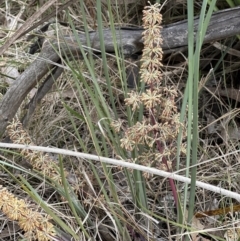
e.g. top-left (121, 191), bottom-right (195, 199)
top-left (1, 0), bottom-right (240, 240)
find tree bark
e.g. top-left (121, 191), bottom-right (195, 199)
top-left (0, 6), bottom-right (240, 137)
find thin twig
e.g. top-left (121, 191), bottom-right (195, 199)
top-left (0, 142), bottom-right (240, 201)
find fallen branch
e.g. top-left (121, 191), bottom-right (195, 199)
top-left (0, 142), bottom-right (240, 201)
top-left (0, 6), bottom-right (240, 136)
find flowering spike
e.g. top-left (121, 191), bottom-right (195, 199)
top-left (118, 3), bottom-right (186, 181)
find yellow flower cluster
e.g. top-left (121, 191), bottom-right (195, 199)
top-left (118, 3), bottom-right (186, 166)
top-left (0, 186), bottom-right (56, 240)
top-left (7, 118), bottom-right (68, 183)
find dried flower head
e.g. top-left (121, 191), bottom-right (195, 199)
top-left (0, 186), bottom-right (56, 240)
top-left (7, 118), bottom-right (67, 183)
top-left (119, 2), bottom-right (186, 169)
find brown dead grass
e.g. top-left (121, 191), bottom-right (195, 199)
top-left (1, 0), bottom-right (240, 240)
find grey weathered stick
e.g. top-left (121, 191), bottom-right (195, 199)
top-left (22, 64), bottom-right (64, 127)
top-left (0, 6), bottom-right (240, 136)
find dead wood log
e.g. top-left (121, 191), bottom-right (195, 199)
top-left (0, 6), bottom-right (240, 137)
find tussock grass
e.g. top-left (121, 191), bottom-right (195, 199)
top-left (1, 0), bottom-right (240, 240)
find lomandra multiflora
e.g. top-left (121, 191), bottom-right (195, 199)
top-left (112, 3), bottom-right (186, 203)
top-left (0, 185), bottom-right (56, 240)
top-left (5, 118), bottom-right (69, 240)
top-left (7, 118), bottom-right (68, 183)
